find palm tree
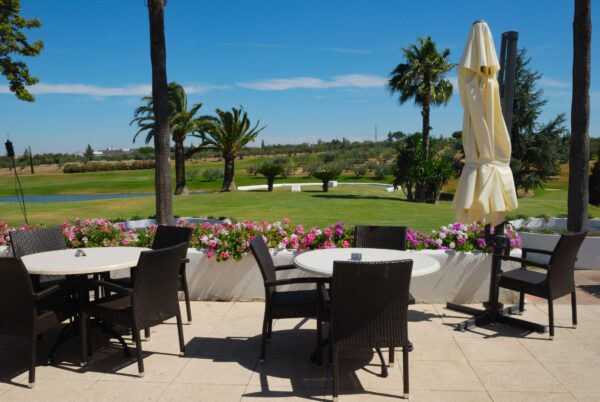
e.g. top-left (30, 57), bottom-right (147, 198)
top-left (387, 37), bottom-right (454, 156)
top-left (131, 82), bottom-right (212, 195)
top-left (568, 0), bottom-right (591, 232)
top-left (147, 0), bottom-right (172, 224)
top-left (193, 107), bottom-right (265, 192)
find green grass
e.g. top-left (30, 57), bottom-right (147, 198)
top-left (1, 161), bottom-right (597, 232)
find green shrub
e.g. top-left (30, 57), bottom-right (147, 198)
top-left (203, 168), bottom-right (224, 182)
top-left (353, 165), bottom-right (367, 178)
top-left (309, 164), bottom-right (342, 192)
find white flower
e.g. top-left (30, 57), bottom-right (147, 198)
top-left (438, 232), bottom-right (446, 239)
top-left (431, 230), bottom-right (437, 234)
top-left (436, 239), bottom-right (443, 246)
top-left (277, 242), bottom-right (286, 250)
top-left (460, 224), bottom-right (468, 232)
top-left (223, 218), bottom-right (232, 225)
top-left (449, 242), bottom-right (456, 249)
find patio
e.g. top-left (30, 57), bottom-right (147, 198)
top-left (1, 279), bottom-right (599, 401)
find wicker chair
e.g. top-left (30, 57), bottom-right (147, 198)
top-left (86, 242), bottom-right (189, 376)
top-left (9, 226), bottom-right (69, 291)
top-left (493, 231), bottom-right (587, 338)
top-left (321, 260), bottom-right (413, 400)
top-left (249, 236), bottom-right (330, 364)
top-left (354, 225), bottom-right (414, 366)
top-left (110, 226), bottom-right (193, 324)
top-left (0, 257), bottom-right (70, 388)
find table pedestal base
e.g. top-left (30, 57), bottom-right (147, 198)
top-left (445, 302), bottom-right (547, 333)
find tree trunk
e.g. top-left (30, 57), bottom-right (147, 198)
top-left (322, 180), bottom-right (329, 192)
top-left (147, 0), bottom-right (173, 224)
top-left (421, 101), bottom-right (431, 157)
top-left (221, 154), bottom-right (236, 192)
top-left (267, 177), bottom-right (274, 192)
top-left (174, 139), bottom-right (188, 195)
top-left (568, 0), bottom-right (591, 232)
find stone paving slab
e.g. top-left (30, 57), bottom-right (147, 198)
top-left (0, 300), bottom-right (599, 401)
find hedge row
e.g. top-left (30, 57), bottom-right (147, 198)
top-left (63, 160), bottom-right (155, 173)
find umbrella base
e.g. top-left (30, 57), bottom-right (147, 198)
top-left (446, 302), bottom-right (547, 333)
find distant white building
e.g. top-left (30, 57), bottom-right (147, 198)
top-left (92, 150), bottom-right (104, 156)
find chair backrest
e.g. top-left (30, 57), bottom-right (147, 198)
top-left (249, 236), bottom-right (277, 285)
top-left (132, 242), bottom-right (189, 328)
top-left (331, 260), bottom-right (413, 351)
top-left (548, 231), bottom-right (588, 296)
top-left (354, 225), bottom-right (407, 251)
top-left (10, 226), bottom-right (67, 258)
top-left (151, 225), bottom-right (193, 250)
top-left (0, 257), bottom-right (35, 337)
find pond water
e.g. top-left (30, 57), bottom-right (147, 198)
top-left (0, 191), bottom-right (210, 203)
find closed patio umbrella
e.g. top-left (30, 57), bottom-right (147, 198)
top-left (452, 21), bottom-right (518, 225)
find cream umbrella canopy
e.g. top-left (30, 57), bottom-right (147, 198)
top-left (452, 21), bottom-right (518, 225)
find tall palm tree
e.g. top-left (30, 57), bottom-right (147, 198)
top-left (147, 0), bottom-right (172, 224)
top-left (568, 0), bottom-right (591, 232)
top-left (193, 107), bottom-right (265, 192)
top-left (387, 37), bottom-right (455, 156)
top-left (131, 82), bottom-right (212, 195)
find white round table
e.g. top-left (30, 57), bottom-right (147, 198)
top-left (294, 248), bottom-right (440, 277)
top-left (22, 247), bottom-right (150, 276)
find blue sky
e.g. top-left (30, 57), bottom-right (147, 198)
top-left (1, 0), bottom-right (598, 153)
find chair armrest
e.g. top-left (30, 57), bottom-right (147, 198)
top-left (522, 247), bottom-right (553, 256)
top-left (92, 279), bottom-right (133, 295)
top-left (265, 276), bottom-right (331, 288)
top-left (493, 254), bottom-right (550, 269)
top-left (182, 258), bottom-right (190, 264)
top-left (317, 282), bottom-right (331, 308)
top-left (33, 284), bottom-right (61, 301)
top-left (274, 264), bottom-right (297, 271)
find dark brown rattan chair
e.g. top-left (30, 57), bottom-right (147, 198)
top-left (10, 226), bottom-right (69, 291)
top-left (321, 260), bottom-right (413, 400)
top-left (249, 236), bottom-right (330, 364)
top-left (354, 225), bottom-right (414, 366)
top-left (494, 231), bottom-right (588, 338)
top-left (110, 225), bottom-right (193, 324)
top-left (0, 257), bottom-right (68, 388)
top-left (86, 242), bottom-right (189, 376)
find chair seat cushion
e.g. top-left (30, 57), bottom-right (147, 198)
top-left (87, 294), bottom-right (133, 327)
top-left (271, 290), bottom-right (319, 319)
top-left (499, 269), bottom-right (548, 297)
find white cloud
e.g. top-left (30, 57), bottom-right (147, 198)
top-left (0, 83), bottom-right (226, 97)
top-left (540, 77), bottom-right (571, 88)
top-left (317, 47), bottom-right (371, 55)
top-left (238, 74), bottom-right (386, 91)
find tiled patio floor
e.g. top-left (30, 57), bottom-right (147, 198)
top-left (1, 296), bottom-right (599, 400)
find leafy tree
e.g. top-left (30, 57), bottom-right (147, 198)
top-left (193, 107), bottom-right (265, 192)
top-left (0, 0), bottom-right (43, 101)
top-left (84, 144), bottom-right (94, 161)
top-left (589, 148), bottom-right (600, 206)
top-left (392, 132), bottom-right (453, 203)
top-left (147, 0), bottom-right (173, 224)
top-left (131, 82), bottom-right (213, 195)
top-left (569, 0), bottom-right (591, 231)
top-left (387, 37), bottom-right (454, 156)
top-left (256, 159), bottom-right (286, 191)
top-left (309, 164), bottom-right (341, 192)
top-left (510, 49), bottom-right (568, 193)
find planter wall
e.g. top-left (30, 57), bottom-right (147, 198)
top-left (179, 248), bottom-right (521, 304)
top-left (511, 218), bottom-right (600, 269)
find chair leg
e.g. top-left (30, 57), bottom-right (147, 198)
top-left (267, 319), bottom-right (273, 341)
top-left (375, 348), bottom-right (388, 377)
top-left (144, 328), bottom-right (150, 340)
top-left (389, 348), bottom-right (395, 367)
top-left (259, 308), bottom-right (269, 363)
top-left (519, 292), bottom-right (525, 313)
top-left (548, 299), bottom-right (555, 338)
top-left (332, 343), bottom-right (339, 402)
top-left (181, 273), bottom-right (192, 324)
top-left (402, 347), bottom-right (409, 399)
top-left (571, 291), bottom-right (578, 328)
top-left (176, 312), bottom-right (185, 356)
top-left (132, 329), bottom-right (145, 377)
top-left (29, 335), bottom-right (36, 388)
top-left (316, 317), bottom-right (323, 367)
